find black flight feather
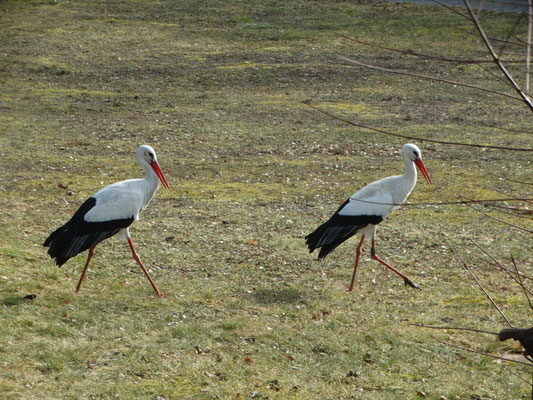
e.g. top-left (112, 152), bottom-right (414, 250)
top-left (44, 197), bottom-right (134, 266)
top-left (305, 199), bottom-right (382, 261)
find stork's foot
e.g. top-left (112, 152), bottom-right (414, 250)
top-left (404, 278), bottom-right (420, 290)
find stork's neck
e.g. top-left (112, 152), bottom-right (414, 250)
top-left (141, 162), bottom-right (161, 202)
top-left (398, 156), bottom-right (417, 201)
top-left (402, 156), bottom-right (417, 183)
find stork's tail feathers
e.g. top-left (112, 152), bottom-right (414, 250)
top-left (44, 223), bottom-right (121, 266)
top-left (306, 223), bottom-right (361, 260)
top-left (43, 226), bottom-right (71, 266)
top-left (306, 214), bottom-right (383, 261)
top-left (43, 197), bottom-right (133, 266)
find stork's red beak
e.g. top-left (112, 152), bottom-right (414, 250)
top-left (414, 159), bottom-right (432, 185)
top-left (150, 161), bottom-right (170, 190)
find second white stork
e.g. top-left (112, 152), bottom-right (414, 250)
top-left (44, 145), bottom-right (170, 297)
top-left (305, 143), bottom-right (432, 291)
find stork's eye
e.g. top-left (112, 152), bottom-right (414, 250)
top-left (413, 150), bottom-right (419, 158)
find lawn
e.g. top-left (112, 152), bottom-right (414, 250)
top-left (0, 0), bottom-right (532, 399)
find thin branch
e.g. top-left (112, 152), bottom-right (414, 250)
top-left (432, 335), bottom-right (532, 366)
top-left (342, 197), bottom-right (533, 207)
top-left (488, 187), bottom-right (533, 204)
top-left (460, 200), bottom-right (533, 234)
top-left (342, 57), bottom-right (523, 102)
top-left (513, 35), bottom-right (528, 46)
top-left (486, 171), bottom-right (533, 186)
top-left (497, 12), bottom-right (526, 60)
top-left (463, 0), bottom-right (533, 111)
top-left (475, 63), bottom-right (533, 99)
top-left (482, 200), bottom-right (533, 219)
top-left (302, 100), bottom-right (533, 152)
top-left (486, 203), bottom-right (533, 216)
top-left (454, 26), bottom-right (528, 48)
top-left (431, 0), bottom-right (470, 19)
top-left (453, 245), bottom-right (514, 328)
top-left (479, 122), bottom-right (533, 135)
top-left (340, 35), bottom-right (519, 64)
top-left (471, 254), bottom-right (533, 296)
top-left (526, 0), bottom-right (533, 91)
top-left (411, 323), bottom-right (498, 335)
top-left (500, 363), bottom-right (533, 387)
top-left (512, 256), bottom-right (533, 312)
top-left (472, 241), bottom-right (533, 284)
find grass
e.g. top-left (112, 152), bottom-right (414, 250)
top-left (1, 0), bottom-right (532, 399)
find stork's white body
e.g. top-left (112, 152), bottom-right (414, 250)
top-left (340, 167), bottom-right (417, 220)
top-left (306, 143), bottom-right (432, 291)
top-left (87, 177), bottom-right (160, 224)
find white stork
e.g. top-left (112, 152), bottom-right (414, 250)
top-left (305, 143), bottom-right (432, 291)
top-left (44, 145), bottom-right (170, 297)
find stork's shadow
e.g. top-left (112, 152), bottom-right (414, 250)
top-left (249, 288), bottom-right (303, 305)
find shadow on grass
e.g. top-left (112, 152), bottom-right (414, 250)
top-left (1, 294), bottom-right (36, 306)
top-left (249, 288), bottom-right (303, 304)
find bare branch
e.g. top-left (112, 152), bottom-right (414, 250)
top-left (411, 323), bottom-right (498, 335)
top-left (512, 256), bottom-right (533, 312)
top-left (431, 0), bottom-right (470, 19)
top-left (486, 172), bottom-right (533, 186)
top-left (487, 188), bottom-right (533, 204)
top-left (474, 0), bottom-right (485, 19)
top-left (460, 199), bottom-right (533, 234)
top-left (463, 0), bottom-right (533, 111)
top-left (475, 63), bottom-right (533, 98)
top-left (432, 335), bottom-right (532, 366)
top-left (342, 57), bottom-right (523, 102)
top-left (480, 122), bottom-right (533, 135)
top-left (337, 197), bottom-right (533, 207)
top-left (302, 100), bottom-right (533, 152)
top-left (497, 12), bottom-right (527, 60)
top-left (340, 35), bottom-right (520, 64)
top-left (500, 363), bottom-right (533, 387)
top-left (526, 0), bottom-right (533, 91)
top-left (486, 203), bottom-right (533, 215)
top-left (472, 241), bottom-right (533, 284)
top-left (454, 26), bottom-right (528, 48)
top-left (453, 245), bottom-right (514, 328)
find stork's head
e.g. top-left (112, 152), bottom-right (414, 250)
top-left (401, 143), bottom-right (432, 185)
top-left (136, 145), bottom-right (170, 190)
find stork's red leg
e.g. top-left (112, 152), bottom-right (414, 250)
top-left (127, 238), bottom-right (163, 297)
top-left (76, 246), bottom-right (95, 293)
top-left (348, 235), bottom-right (365, 292)
top-left (370, 239), bottom-right (420, 289)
